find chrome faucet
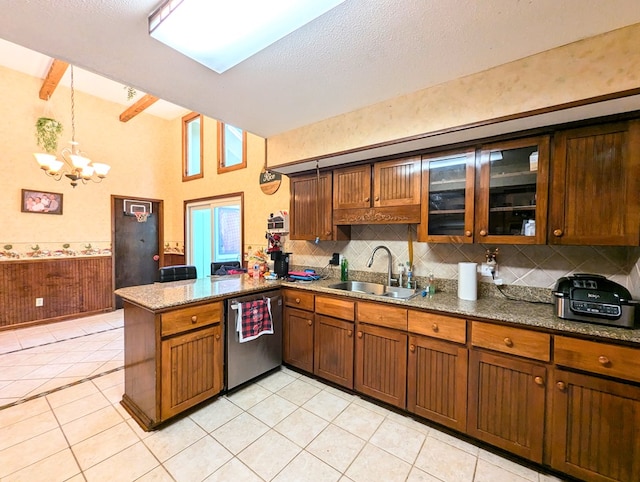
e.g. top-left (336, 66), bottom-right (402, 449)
top-left (366, 245), bottom-right (395, 287)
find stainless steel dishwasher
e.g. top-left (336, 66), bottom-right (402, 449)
top-left (226, 289), bottom-right (283, 390)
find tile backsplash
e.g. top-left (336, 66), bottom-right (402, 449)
top-left (286, 225), bottom-right (640, 298)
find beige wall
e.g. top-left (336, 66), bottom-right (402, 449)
top-left (267, 23), bottom-right (640, 166)
top-left (0, 65), bottom-right (289, 258)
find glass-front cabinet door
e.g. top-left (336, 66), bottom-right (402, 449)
top-left (476, 136), bottom-right (549, 244)
top-left (419, 149), bottom-right (475, 243)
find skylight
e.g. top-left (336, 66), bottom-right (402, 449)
top-left (149, 0), bottom-right (347, 74)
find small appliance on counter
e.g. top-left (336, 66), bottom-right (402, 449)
top-left (553, 274), bottom-right (638, 328)
top-left (271, 251), bottom-right (290, 278)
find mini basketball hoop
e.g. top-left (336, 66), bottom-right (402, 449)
top-left (134, 211), bottom-right (150, 223)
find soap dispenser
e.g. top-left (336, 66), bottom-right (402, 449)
top-left (340, 257), bottom-right (349, 281)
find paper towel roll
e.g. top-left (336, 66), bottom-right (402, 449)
top-left (458, 262), bottom-right (478, 300)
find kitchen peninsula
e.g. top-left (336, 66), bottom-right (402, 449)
top-left (117, 275), bottom-right (640, 482)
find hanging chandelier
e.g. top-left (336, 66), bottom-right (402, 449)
top-left (34, 66), bottom-right (110, 188)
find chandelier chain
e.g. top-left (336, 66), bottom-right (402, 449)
top-left (70, 66), bottom-right (76, 143)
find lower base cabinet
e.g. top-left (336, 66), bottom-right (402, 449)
top-left (355, 323), bottom-right (407, 409)
top-left (551, 369), bottom-right (640, 482)
top-left (160, 325), bottom-right (223, 420)
top-left (283, 307), bottom-right (314, 373)
top-left (467, 349), bottom-right (547, 463)
top-left (407, 334), bottom-right (468, 432)
top-left (314, 314), bottom-right (354, 389)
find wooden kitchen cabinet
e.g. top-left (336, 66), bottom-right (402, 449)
top-left (467, 349), bottom-right (547, 463)
top-left (121, 300), bottom-right (224, 430)
top-left (290, 171), bottom-right (335, 241)
top-left (333, 157), bottom-right (421, 224)
top-left (314, 295), bottom-right (355, 389)
top-left (408, 334), bottom-right (468, 432)
top-left (475, 135), bottom-right (550, 244)
top-left (160, 324), bottom-right (222, 420)
top-left (549, 121), bottom-right (640, 246)
top-left (355, 323), bottom-right (407, 409)
top-left (550, 369), bottom-right (640, 482)
top-left (283, 306), bottom-right (315, 373)
top-left (419, 148), bottom-right (476, 243)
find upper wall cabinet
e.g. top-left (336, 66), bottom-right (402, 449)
top-left (419, 149), bottom-right (475, 243)
top-left (549, 121), bottom-right (640, 246)
top-left (333, 157), bottom-right (421, 225)
top-left (290, 172), bottom-right (334, 241)
top-left (475, 136), bottom-right (550, 244)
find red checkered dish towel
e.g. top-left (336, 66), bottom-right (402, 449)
top-left (236, 298), bottom-right (274, 343)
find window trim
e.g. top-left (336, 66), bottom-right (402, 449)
top-left (217, 121), bottom-right (247, 174)
top-left (182, 112), bottom-right (204, 181)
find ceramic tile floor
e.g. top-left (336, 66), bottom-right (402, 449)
top-left (0, 313), bottom-right (567, 481)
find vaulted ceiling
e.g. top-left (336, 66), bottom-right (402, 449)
top-left (1, 1), bottom-right (640, 137)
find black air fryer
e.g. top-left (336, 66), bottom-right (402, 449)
top-left (271, 252), bottom-right (290, 278)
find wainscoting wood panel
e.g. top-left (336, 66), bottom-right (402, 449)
top-left (0, 256), bottom-right (112, 328)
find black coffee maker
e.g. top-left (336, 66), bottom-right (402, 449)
top-left (271, 251), bottom-right (290, 278)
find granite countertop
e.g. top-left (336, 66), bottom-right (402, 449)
top-left (115, 275), bottom-right (640, 345)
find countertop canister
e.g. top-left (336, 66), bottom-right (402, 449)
top-left (458, 262), bottom-right (478, 300)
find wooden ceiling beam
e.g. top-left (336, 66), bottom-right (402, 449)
top-left (39, 59), bottom-right (69, 100)
top-left (119, 94), bottom-right (159, 122)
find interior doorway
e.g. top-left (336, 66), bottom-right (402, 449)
top-left (112, 196), bottom-right (163, 309)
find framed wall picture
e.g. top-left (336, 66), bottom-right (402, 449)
top-left (21, 189), bottom-right (63, 215)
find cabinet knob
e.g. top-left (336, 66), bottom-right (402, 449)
top-left (307, 319), bottom-right (312, 326)
top-left (347, 329), bottom-right (353, 337)
top-left (534, 376), bottom-right (544, 386)
top-left (598, 355), bottom-right (610, 366)
top-left (215, 333), bottom-right (220, 340)
top-left (375, 196), bottom-right (380, 201)
top-left (432, 323), bottom-right (439, 332)
top-left (465, 230), bottom-right (472, 237)
top-left (553, 229), bottom-right (563, 237)
top-left (295, 298), bottom-right (300, 304)
top-left (409, 344), bottom-right (416, 353)
top-left (357, 331), bottom-right (363, 339)
top-left (556, 381), bottom-right (567, 391)
top-left (503, 337), bottom-right (513, 347)
top-left (191, 315), bottom-right (197, 324)
top-left (364, 197), bottom-right (370, 202)
top-left (479, 229), bottom-right (487, 237)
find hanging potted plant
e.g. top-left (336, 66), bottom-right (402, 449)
top-left (35, 117), bottom-right (63, 153)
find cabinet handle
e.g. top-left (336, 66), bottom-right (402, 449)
top-left (364, 197), bottom-right (370, 202)
top-left (409, 344), bottom-right (416, 352)
top-left (307, 319), bottom-right (312, 326)
top-left (347, 329), bottom-right (353, 337)
top-left (479, 229), bottom-right (487, 237)
top-left (534, 376), bottom-right (544, 386)
top-left (295, 298), bottom-right (300, 304)
top-left (357, 331), bottom-right (363, 338)
top-left (503, 337), bottom-right (513, 347)
top-left (465, 230), bottom-right (472, 237)
top-left (556, 381), bottom-right (566, 391)
top-left (432, 323), bottom-right (439, 332)
top-left (553, 229), bottom-right (563, 237)
top-left (598, 355), bottom-right (610, 366)
top-left (191, 315), bottom-right (197, 324)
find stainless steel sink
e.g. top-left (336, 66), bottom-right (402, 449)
top-left (328, 281), bottom-right (418, 300)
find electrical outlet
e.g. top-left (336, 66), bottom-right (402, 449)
top-left (329, 253), bottom-right (340, 265)
top-left (480, 263), bottom-right (494, 277)
top-left (35, 297), bottom-right (44, 307)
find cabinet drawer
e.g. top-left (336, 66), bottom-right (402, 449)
top-left (357, 301), bottom-right (407, 330)
top-left (555, 336), bottom-right (640, 383)
top-left (408, 311), bottom-right (466, 344)
top-left (283, 289), bottom-right (314, 311)
top-left (161, 302), bottom-right (222, 337)
top-left (316, 295), bottom-right (355, 321)
top-left (471, 322), bottom-right (550, 361)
